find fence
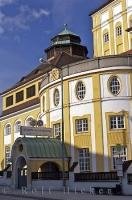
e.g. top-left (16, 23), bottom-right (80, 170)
top-left (32, 171), bottom-right (69, 180)
top-left (74, 172), bottom-right (119, 182)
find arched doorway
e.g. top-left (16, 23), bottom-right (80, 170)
top-left (39, 162), bottom-right (60, 180)
top-left (15, 156), bottom-right (27, 189)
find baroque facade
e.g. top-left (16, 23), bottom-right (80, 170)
top-left (0, 0), bottom-right (132, 176)
top-left (90, 0), bottom-right (132, 57)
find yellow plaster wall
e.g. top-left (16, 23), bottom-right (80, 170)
top-left (63, 80), bottom-right (71, 148)
top-left (92, 0), bottom-right (130, 57)
top-left (105, 110), bottom-right (131, 170)
top-left (45, 88), bottom-right (50, 127)
top-left (92, 74), bottom-right (104, 171)
top-left (2, 78), bottom-right (42, 111)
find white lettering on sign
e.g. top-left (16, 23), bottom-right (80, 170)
top-left (20, 126), bottom-right (53, 137)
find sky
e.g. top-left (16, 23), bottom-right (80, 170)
top-left (0, 0), bottom-right (107, 92)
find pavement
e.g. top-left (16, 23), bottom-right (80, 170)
top-left (0, 186), bottom-right (132, 200)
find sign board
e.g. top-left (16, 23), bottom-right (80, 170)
top-left (20, 126), bottom-right (53, 137)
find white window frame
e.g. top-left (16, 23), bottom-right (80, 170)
top-left (5, 145), bottom-right (11, 166)
top-left (111, 146), bottom-right (127, 170)
top-left (109, 76), bottom-right (121, 95)
top-left (79, 148), bottom-right (90, 172)
top-left (116, 25), bottom-right (122, 36)
top-left (110, 115), bottom-right (125, 130)
top-left (53, 123), bottom-right (61, 138)
top-left (15, 121), bottom-right (21, 133)
top-left (54, 88), bottom-right (60, 106)
top-left (76, 81), bottom-right (86, 100)
top-left (25, 117), bottom-right (34, 127)
top-left (103, 32), bottom-right (109, 42)
top-left (76, 118), bottom-right (88, 133)
top-left (5, 124), bottom-right (11, 136)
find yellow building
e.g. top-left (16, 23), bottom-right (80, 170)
top-left (0, 26), bottom-right (87, 171)
top-left (90, 0), bottom-right (132, 57)
top-left (0, 3), bottom-right (132, 187)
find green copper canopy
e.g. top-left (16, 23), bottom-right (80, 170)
top-left (12, 137), bottom-right (69, 159)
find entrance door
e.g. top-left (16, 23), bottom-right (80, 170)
top-left (18, 167), bottom-right (27, 189)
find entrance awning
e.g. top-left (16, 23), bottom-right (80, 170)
top-left (11, 137), bottom-right (69, 159)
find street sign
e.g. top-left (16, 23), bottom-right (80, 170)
top-left (20, 126), bottom-right (53, 137)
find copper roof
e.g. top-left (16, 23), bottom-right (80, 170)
top-left (89, 0), bottom-right (114, 16)
top-left (1, 52), bottom-right (85, 95)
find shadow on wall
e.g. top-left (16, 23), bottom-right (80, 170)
top-left (1, 137), bottom-right (126, 173)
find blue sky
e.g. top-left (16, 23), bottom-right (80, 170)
top-left (0, 0), bottom-right (107, 92)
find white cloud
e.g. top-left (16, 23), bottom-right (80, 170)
top-left (32, 9), bottom-right (50, 18)
top-left (0, 0), bottom-right (16, 7)
top-left (0, 5), bottom-right (50, 34)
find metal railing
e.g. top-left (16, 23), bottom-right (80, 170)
top-left (32, 171), bottom-right (69, 180)
top-left (74, 172), bottom-right (119, 182)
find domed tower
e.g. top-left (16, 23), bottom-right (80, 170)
top-left (45, 24), bottom-right (88, 60)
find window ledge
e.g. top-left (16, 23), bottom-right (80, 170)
top-left (108, 128), bottom-right (126, 133)
top-left (74, 132), bottom-right (90, 136)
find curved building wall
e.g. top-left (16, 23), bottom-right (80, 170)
top-left (40, 55), bottom-right (132, 172)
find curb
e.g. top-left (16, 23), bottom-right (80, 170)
top-left (0, 192), bottom-right (60, 200)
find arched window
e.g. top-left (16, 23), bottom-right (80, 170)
top-left (115, 22), bottom-right (122, 36)
top-left (76, 81), bottom-right (86, 100)
top-left (5, 124), bottom-right (11, 136)
top-left (25, 117), bottom-right (34, 126)
top-left (15, 121), bottom-right (21, 133)
top-left (54, 88), bottom-right (60, 106)
top-left (108, 76), bottom-right (121, 95)
top-left (103, 29), bottom-right (109, 43)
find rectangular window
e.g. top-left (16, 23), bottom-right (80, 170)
top-left (76, 118), bottom-right (88, 133)
top-left (111, 146), bottom-right (127, 169)
top-left (16, 90), bottom-right (24, 103)
top-left (127, 174), bottom-right (132, 184)
top-left (103, 32), bottom-right (109, 42)
top-left (53, 123), bottom-right (61, 138)
top-left (5, 146), bottom-right (11, 166)
top-left (110, 115), bottom-right (124, 130)
top-left (26, 85), bottom-right (35, 98)
top-left (6, 95), bottom-right (13, 107)
top-left (79, 148), bottom-right (90, 172)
